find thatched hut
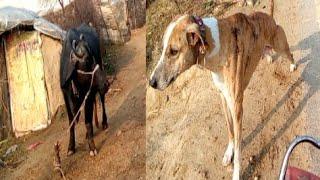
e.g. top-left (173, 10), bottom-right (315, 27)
top-left (0, 7), bottom-right (65, 138)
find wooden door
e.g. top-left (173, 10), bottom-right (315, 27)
top-left (5, 31), bottom-right (49, 137)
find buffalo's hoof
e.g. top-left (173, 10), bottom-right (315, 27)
top-left (89, 149), bottom-right (98, 156)
top-left (102, 123), bottom-right (108, 130)
top-left (67, 150), bottom-right (75, 156)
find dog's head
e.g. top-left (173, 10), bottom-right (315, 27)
top-left (149, 15), bottom-right (208, 90)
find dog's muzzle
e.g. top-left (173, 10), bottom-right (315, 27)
top-left (149, 77), bottom-right (158, 89)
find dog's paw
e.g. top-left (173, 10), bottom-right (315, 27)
top-left (290, 64), bottom-right (297, 72)
top-left (232, 162), bottom-right (241, 180)
top-left (222, 142), bottom-right (234, 166)
top-left (266, 55), bottom-right (273, 64)
top-left (232, 171), bottom-right (240, 180)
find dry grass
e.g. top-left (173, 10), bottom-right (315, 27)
top-left (0, 137), bottom-right (26, 168)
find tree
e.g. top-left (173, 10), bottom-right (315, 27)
top-left (38, 0), bottom-right (66, 16)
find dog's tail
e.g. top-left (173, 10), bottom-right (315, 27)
top-left (270, 0), bottom-right (274, 17)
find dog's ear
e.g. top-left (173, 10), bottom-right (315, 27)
top-left (186, 23), bottom-right (204, 47)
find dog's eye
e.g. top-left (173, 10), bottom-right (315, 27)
top-left (170, 48), bottom-right (179, 56)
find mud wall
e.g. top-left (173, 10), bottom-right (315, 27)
top-left (0, 38), bottom-right (11, 140)
top-left (40, 35), bottom-right (64, 118)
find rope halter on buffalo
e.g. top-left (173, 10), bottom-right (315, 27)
top-left (68, 64), bottom-right (100, 131)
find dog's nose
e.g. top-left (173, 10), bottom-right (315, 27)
top-left (149, 77), bottom-right (157, 89)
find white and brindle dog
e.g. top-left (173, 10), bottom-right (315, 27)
top-left (149, 12), bottom-right (296, 179)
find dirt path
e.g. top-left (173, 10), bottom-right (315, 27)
top-left (146, 1), bottom-right (320, 179)
top-left (292, 0), bottom-right (320, 173)
top-left (0, 27), bottom-right (146, 179)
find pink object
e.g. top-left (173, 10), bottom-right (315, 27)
top-left (27, 142), bottom-right (43, 151)
top-left (286, 166), bottom-right (320, 180)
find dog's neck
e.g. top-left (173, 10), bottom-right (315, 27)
top-left (195, 17), bottom-right (222, 72)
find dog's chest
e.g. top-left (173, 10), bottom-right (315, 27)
top-left (211, 72), bottom-right (228, 94)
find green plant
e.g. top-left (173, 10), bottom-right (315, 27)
top-left (102, 54), bottom-right (115, 75)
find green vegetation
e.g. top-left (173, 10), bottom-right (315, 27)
top-left (102, 53), bottom-right (116, 75)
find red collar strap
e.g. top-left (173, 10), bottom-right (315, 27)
top-left (193, 15), bottom-right (205, 31)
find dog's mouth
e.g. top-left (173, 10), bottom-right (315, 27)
top-left (168, 76), bottom-right (176, 85)
top-left (153, 76), bottom-right (176, 91)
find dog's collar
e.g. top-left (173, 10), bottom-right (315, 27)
top-left (192, 15), bottom-right (206, 44)
top-left (203, 17), bottom-right (220, 58)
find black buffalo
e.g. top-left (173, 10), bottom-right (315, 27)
top-left (60, 24), bottom-right (109, 156)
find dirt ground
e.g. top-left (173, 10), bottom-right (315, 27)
top-left (146, 0), bottom-right (320, 179)
top-left (0, 27), bottom-right (146, 179)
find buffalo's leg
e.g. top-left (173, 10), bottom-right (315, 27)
top-left (62, 89), bottom-right (79, 156)
top-left (85, 95), bottom-right (97, 156)
top-left (94, 98), bottom-right (99, 128)
top-left (100, 93), bottom-right (108, 130)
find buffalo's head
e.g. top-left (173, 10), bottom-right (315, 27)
top-left (71, 34), bottom-right (92, 69)
top-left (70, 34), bottom-right (109, 94)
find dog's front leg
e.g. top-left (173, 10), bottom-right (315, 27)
top-left (220, 93), bottom-right (235, 166)
top-left (232, 98), bottom-right (243, 180)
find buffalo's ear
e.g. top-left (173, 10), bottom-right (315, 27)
top-left (60, 42), bottom-right (77, 88)
top-left (61, 57), bottom-right (76, 88)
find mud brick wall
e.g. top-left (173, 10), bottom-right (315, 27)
top-left (0, 39), bottom-right (12, 140)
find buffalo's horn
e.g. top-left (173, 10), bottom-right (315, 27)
top-left (71, 40), bottom-right (82, 57)
top-left (80, 34), bottom-right (84, 41)
top-left (72, 40), bottom-right (77, 51)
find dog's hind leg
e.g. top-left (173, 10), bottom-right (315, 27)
top-left (231, 96), bottom-right (244, 180)
top-left (272, 25), bottom-right (296, 72)
top-left (220, 93), bottom-right (235, 166)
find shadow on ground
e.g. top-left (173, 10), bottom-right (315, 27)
top-left (243, 31), bottom-right (320, 178)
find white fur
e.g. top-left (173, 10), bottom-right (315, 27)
top-left (233, 153), bottom-right (240, 180)
top-left (211, 72), bottom-right (233, 112)
top-left (266, 54), bottom-right (273, 64)
top-left (203, 17), bottom-right (220, 58)
top-left (233, 170), bottom-right (240, 180)
top-left (222, 141), bottom-right (234, 166)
